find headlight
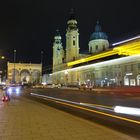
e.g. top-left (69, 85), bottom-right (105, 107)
top-left (16, 88), bottom-right (20, 94)
top-left (16, 88), bottom-right (19, 92)
top-left (8, 88), bottom-right (12, 93)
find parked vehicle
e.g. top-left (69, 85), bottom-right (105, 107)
top-left (32, 84), bottom-right (44, 88)
top-left (78, 84), bottom-right (93, 90)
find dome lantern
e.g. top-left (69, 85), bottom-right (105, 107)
top-left (90, 21), bottom-right (108, 41)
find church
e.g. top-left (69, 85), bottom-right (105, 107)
top-left (52, 10), bottom-right (140, 87)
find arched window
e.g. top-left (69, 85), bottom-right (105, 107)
top-left (96, 45), bottom-right (98, 50)
top-left (90, 47), bottom-right (92, 53)
top-left (103, 45), bottom-right (105, 51)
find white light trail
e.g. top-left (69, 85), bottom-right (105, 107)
top-left (30, 93), bottom-right (113, 112)
top-left (112, 35), bottom-right (140, 46)
top-left (114, 106), bottom-right (140, 117)
top-left (30, 93), bottom-right (140, 124)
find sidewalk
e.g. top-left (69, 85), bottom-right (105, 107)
top-left (92, 86), bottom-right (140, 96)
top-left (61, 86), bottom-right (140, 96)
top-left (0, 93), bottom-right (137, 140)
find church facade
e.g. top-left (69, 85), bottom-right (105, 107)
top-left (52, 11), bottom-right (140, 87)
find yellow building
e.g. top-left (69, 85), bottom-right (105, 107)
top-left (52, 10), bottom-right (140, 87)
top-left (7, 62), bottom-right (42, 84)
top-left (52, 35), bottom-right (140, 87)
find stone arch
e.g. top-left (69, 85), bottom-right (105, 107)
top-left (20, 69), bottom-right (31, 83)
top-left (124, 75), bottom-right (129, 86)
top-left (124, 74), bottom-right (136, 86)
top-left (31, 70), bottom-right (41, 84)
top-left (7, 62), bottom-right (42, 84)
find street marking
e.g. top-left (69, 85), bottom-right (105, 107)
top-left (80, 102), bottom-right (112, 109)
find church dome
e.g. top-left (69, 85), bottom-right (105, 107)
top-left (90, 21), bottom-right (108, 41)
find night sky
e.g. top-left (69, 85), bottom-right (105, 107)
top-left (0, 0), bottom-right (140, 72)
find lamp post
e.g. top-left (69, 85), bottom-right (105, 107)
top-left (40, 51), bottom-right (43, 84)
top-left (41, 51), bottom-right (43, 65)
top-left (13, 49), bottom-right (16, 84)
top-left (0, 56), bottom-right (5, 84)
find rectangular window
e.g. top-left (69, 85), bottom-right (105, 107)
top-left (138, 63), bottom-right (140, 69)
top-left (125, 65), bottom-right (127, 72)
top-left (131, 64), bottom-right (133, 71)
top-left (73, 40), bottom-right (75, 46)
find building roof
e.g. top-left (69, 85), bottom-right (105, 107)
top-left (90, 21), bottom-right (108, 41)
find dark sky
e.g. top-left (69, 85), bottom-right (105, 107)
top-left (0, 0), bottom-right (140, 72)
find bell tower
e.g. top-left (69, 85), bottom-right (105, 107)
top-left (66, 9), bottom-right (79, 62)
top-left (53, 29), bottom-right (64, 72)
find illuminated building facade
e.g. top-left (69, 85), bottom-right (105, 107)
top-left (66, 10), bottom-right (80, 62)
top-left (53, 54), bottom-right (140, 87)
top-left (7, 62), bottom-right (42, 84)
top-left (52, 29), bottom-right (64, 73)
top-left (52, 11), bottom-right (140, 87)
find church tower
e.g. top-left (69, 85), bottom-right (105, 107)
top-left (53, 29), bottom-right (64, 73)
top-left (66, 9), bottom-right (79, 62)
top-left (88, 21), bottom-right (109, 54)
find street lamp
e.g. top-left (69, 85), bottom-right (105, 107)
top-left (40, 51), bottom-right (44, 84)
top-left (13, 49), bottom-right (16, 84)
top-left (1, 56), bottom-right (5, 59)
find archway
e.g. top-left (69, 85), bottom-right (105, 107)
top-left (137, 75), bottom-right (140, 86)
top-left (124, 75), bottom-right (129, 86)
top-left (31, 70), bottom-right (40, 84)
top-left (20, 69), bottom-right (31, 84)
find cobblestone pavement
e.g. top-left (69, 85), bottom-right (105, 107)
top-left (0, 93), bottom-right (138, 140)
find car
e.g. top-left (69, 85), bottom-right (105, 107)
top-left (53, 84), bottom-right (61, 88)
top-left (32, 84), bottom-right (44, 88)
top-left (6, 85), bottom-right (21, 95)
top-left (46, 84), bottom-right (53, 88)
top-left (79, 84), bottom-right (93, 90)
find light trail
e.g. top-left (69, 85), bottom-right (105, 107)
top-left (114, 106), bottom-right (140, 117)
top-left (112, 35), bottom-right (140, 46)
top-left (30, 93), bottom-right (140, 125)
top-left (80, 102), bottom-right (112, 109)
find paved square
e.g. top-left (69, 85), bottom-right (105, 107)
top-left (0, 93), bottom-right (137, 140)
